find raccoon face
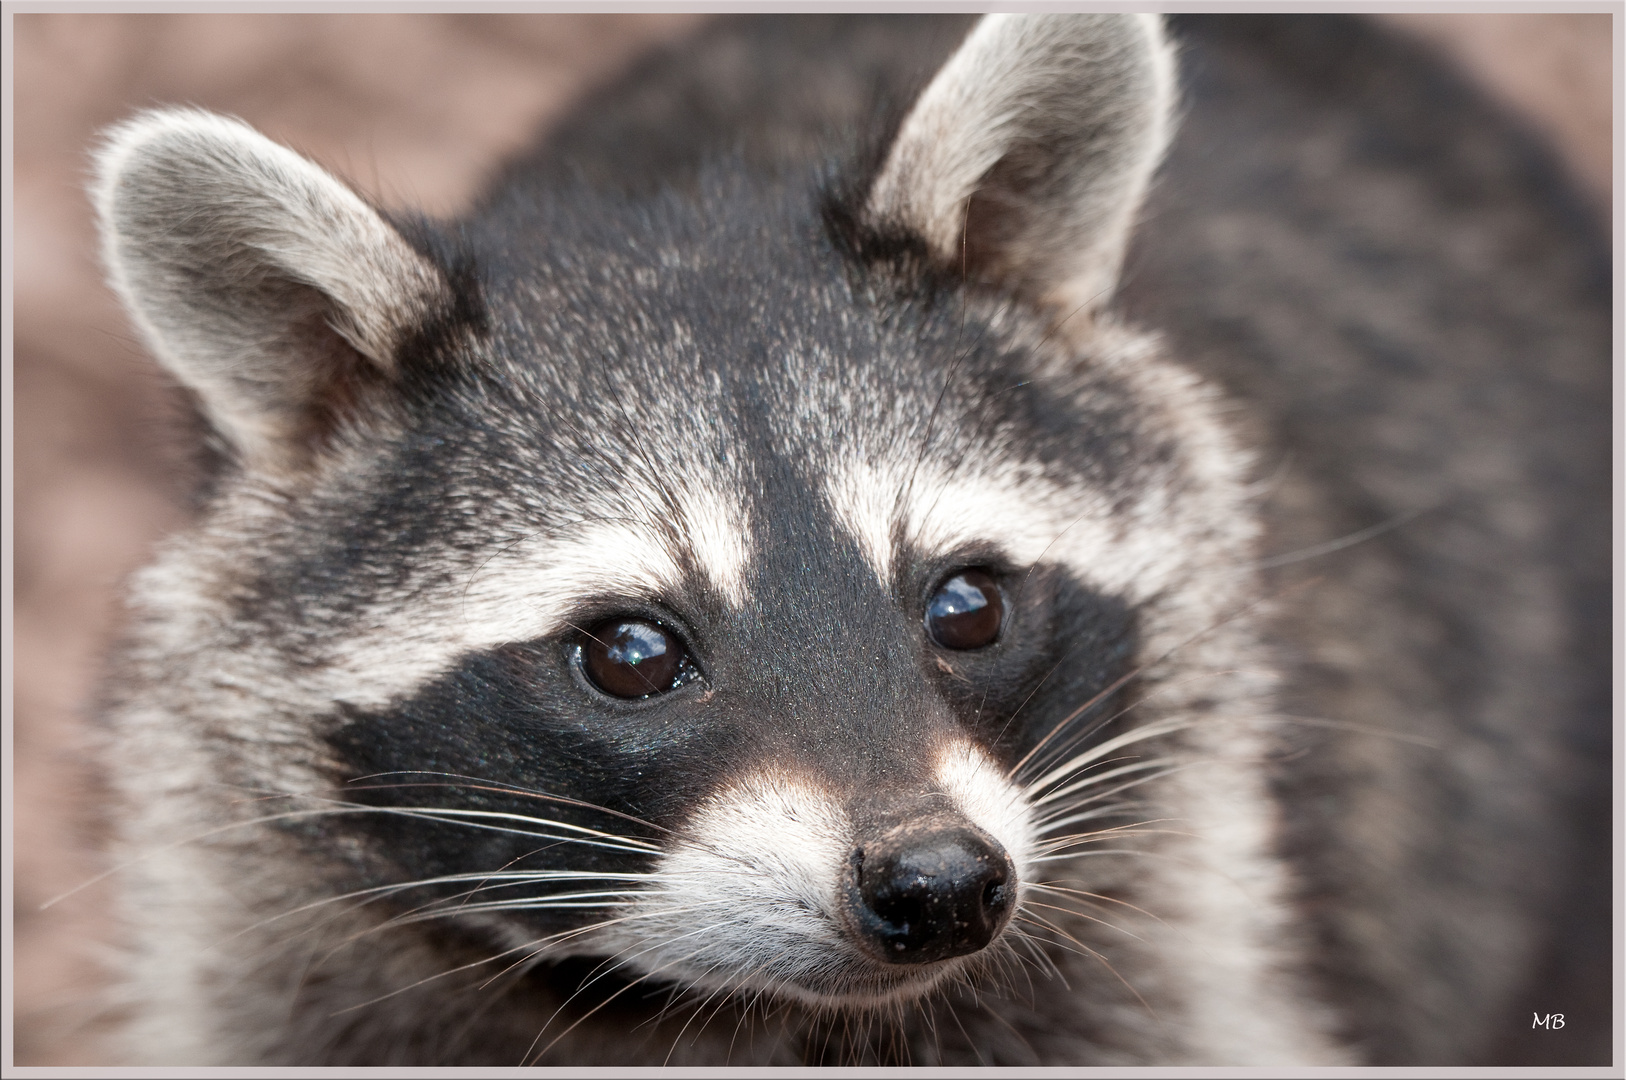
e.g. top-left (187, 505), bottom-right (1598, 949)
top-left (283, 223), bottom-right (1156, 1010)
top-left (97, 14), bottom-right (1263, 1045)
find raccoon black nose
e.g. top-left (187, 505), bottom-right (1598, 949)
top-left (850, 822), bottom-right (1015, 965)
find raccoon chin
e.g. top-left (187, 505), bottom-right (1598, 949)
top-left (742, 962), bottom-right (980, 1013)
top-left (617, 936), bottom-right (995, 1014)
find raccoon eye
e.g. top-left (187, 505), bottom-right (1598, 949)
top-left (580, 620), bottom-right (689, 699)
top-left (926, 570), bottom-right (1005, 650)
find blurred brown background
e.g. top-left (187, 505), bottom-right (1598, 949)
top-left (8, 13), bottom-right (1612, 1066)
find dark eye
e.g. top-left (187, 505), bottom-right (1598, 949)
top-left (580, 620), bottom-right (691, 699)
top-left (926, 570), bottom-right (1005, 650)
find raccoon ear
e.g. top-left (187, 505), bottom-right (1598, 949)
top-left (865, 13), bottom-right (1174, 315)
top-left (93, 108), bottom-right (458, 471)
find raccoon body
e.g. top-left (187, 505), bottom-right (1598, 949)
top-left (90, 15), bottom-right (1610, 1066)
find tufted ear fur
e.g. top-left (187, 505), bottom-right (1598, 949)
top-left (865, 14), bottom-right (1174, 316)
top-left (93, 108), bottom-right (458, 472)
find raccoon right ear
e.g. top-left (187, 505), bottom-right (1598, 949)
top-left (93, 108), bottom-right (460, 472)
top-left (864, 14), bottom-right (1174, 317)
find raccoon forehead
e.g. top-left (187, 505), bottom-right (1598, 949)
top-left (800, 324), bottom-right (1252, 601)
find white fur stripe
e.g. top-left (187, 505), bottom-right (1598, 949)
top-left (933, 739), bottom-right (1035, 878)
top-left (822, 457), bottom-right (1178, 602)
top-left (673, 484), bottom-right (752, 608)
top-left (244, 484), bottom-right (751, 709)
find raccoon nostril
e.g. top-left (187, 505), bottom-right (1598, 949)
top-left (850, 823), bottom-right (1015, 965)
top-left (875, 894), bottom-right (928, 946)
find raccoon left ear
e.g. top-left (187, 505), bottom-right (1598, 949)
top-left (866, 14), bottom-right (1174, 315)
top-left (93, 108), bottom-right (460, 473)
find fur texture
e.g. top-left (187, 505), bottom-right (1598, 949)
top-left (88, 14), bottom-right (1610, 1066)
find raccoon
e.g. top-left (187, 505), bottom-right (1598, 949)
top-left (87, 14), bottom-right (1611, 1066)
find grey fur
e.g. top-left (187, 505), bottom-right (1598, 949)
top-left (868, 13), bottom-right (1173, 312)
top-left (88, 14), bottom-right (1610, 1066)
top-left (94, 108), bottom-right (454, 471)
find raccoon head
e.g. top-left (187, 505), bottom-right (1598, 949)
top-left (97, 14), bottom-right (1273, 1057)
